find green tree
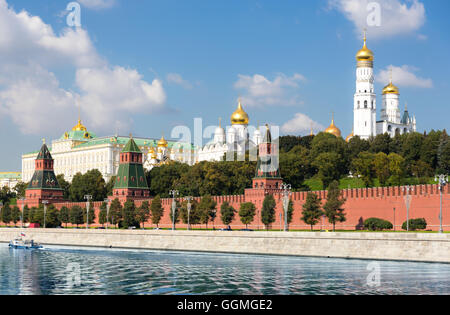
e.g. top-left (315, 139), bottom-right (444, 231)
top-left (98, 202), bottom-right (108, 227)
top-left (69, 205), bottom-right (85, 228)
top-left (420, 130), bottom-right (441, 171)
top-left (122, 200), bottom-right (139, 229)
top-left (323, 181), bottom-right (346, 232)
top-left (347, 136), bottom-right (370, 161)
top-left (13, 182), bottom-right (28, 199)
top-left (388, 153), bottom-right (406, 186)
top-left (220, 201), bottom-right (236, 226)
top-left (69, 169), bottom-right (107, 202)
top-left (1, 203), bottom-right (11, 226)
top-left (180, 199), bottom-right (200, 228)
top-left (369, 133), bottom-right (391, 154)
top-left (137, 201), bottom-right (150, 228)
top-left (313, 152), bottom-right (344, 189)
top-left (105, 176), bottom-right (116, 197)
top-left (150, 196), bottom-right (164, 228)
top-left (437, 130), bottom-right (450, 174)
top-left (109, 198), bottom-right (123, 228)
top-left (59, 206), bottom-right (70, 228)
top-left (11, 206), bottom-right (21, 227)
top-left (198, 195), bottom-right (217, 229)
top-left (374, 152), bottom-right (390, 186)
top-left (351, 151), bottom-right (376, 187)
top-left (301, 193), bottom-right (323, 231)
top-left (56, 174), bottom-right (71, 200)
top-left (239, 202), bottom-right (256, 229)
top-left (286, 200), bottom-right (294, 227)
top-left (45, 205), bottom-right (61, 228)
top-left (279, 146), bottom-right (310, 190)
top-left (261, 194), bottom-right (276, 230)
top-left (22, 205), bottom-right (30, 224)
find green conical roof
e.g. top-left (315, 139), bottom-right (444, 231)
top-left (37, 143), bottom-right (53, 160)
top-left (122, 137), bottom-right (141, 153)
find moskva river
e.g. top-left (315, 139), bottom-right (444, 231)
top-left (0, 243), bottom-right (449, 295)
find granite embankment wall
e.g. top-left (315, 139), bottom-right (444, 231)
top-left (1, 229), bottom-right (449, 263)
top-left (52, 184), bottom-right (450, 231)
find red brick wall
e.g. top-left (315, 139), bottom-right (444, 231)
top-left (38, 184), bottom-right (450, 231)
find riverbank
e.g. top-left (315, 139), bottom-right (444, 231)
top-left (0, 228), bottom-right (449, 263)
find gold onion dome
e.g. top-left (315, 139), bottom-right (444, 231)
top-left (346, 130), bottom-right (354, 143)
top-left (157, 135), bottom-right (168, 147)
top-left (72, 119), bottom-right (87, 132)
top-left (325, 116), bottom-right (342, 138)
top-left (231, 100), bottom-right (249, 125)
top-left (382, 81), bottom-right (400, 95)
top-left (356, 33), bottom-right (374, 62)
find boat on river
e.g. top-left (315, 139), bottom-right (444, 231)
top-left (8, 234), bottom-right (42, 250)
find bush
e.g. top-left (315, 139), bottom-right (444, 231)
top-left (364, 218), bottom-right (393, 231)
top-left (402, 218), bottom-right (427, 231)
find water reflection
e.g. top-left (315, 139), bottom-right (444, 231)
top-left (0, 244), bottom-right (449, 295)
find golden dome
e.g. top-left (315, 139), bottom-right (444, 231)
top-left (157, 135), bottom-right (168, 147)
top-left (325, 116), bottom-right (342, 138)
top-left (72, 119), bottom-right (87, 132)
top-left (382, 82), bottom-right (399, 95)
top-left (346, 130), bottom-right (354, 142)
top-left (231, 100), bottom-right (249, 125)
top-left (356, 32), bottom-right (374, 63)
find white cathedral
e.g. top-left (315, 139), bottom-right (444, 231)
top-left (347, 32), bottom-right (416, 141)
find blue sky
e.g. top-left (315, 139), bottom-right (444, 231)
top-left (0, 0), bottom-right (449, 171)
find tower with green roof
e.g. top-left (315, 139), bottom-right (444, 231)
top-left (112, 136), bottom-right (150, 201)
top-left (25, 141), bottom-right (65, 207)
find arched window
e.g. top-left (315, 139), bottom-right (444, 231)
top-left (364, 100), bottom-right (368, 108)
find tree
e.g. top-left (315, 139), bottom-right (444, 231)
top-left (369, 133), bottom-right (391, 154)
top-left (351, 152), bottom-right (376, 187)
top-left (373, 152), bottom-right (390, 186)
top-left (323, 181), bottom-right (346, 232)
top-left (98, 202), bottom-right (108, 227)
top-left (23, 205), bottom-right (30, 224)
top-left (59, 206), bottom-right (70, 228)
top-left (83, 202), bottom-right (96, 227)
top-left (69, 169), bottom-right (107, 202)
top-left (301, 193), bottom-right (323, 231)
top-left (109, 198), bottom-right (123, 228)
top-left (45, 205), bottom-right (61, 228)
top-left (437, 131), bottom-right (450, 174)
top-left (180, 199), bottom-right (200, 228)
top-left (1, 203), bottom-right (11, 226)
top-left (13, 182), bottom-right (28, 199)
top-left (279, 147), bottom-right (310, 190)
top-left (364, 218), bottom-right (393, 231)
top-left (220, 201), bottom-right (236, 226)
top-left (287, 200), bottom-right (294, 228)
top-left (105, 176), bottom-right (116, 197)
top-left (69, 205), bottom-right (85, 228)
top-left (150, 196), bottom-right (164, 228)
top-left (56, 174), bottom-right (71, 200)
top-left (137, 201), bottom-right (150, 228)
top-left (198, 195), bottom-right (217, 229)
top-left (122, 200), bottom-right (139, 229)
top-left (313, 152), bottom-right (344, 189)
top-left (388, 153), bottom-right (406, 186)
top-left (261, 195), bottom-right (276, 230)
top-left (11, 206), bottom-right (21, 227)
top-left (347, 136), bottom-right (370, 161)
top-left (239, 202), bottom-right (256, 229)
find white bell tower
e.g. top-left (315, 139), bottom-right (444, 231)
top-left (353, 31), bottom-right (376, 140)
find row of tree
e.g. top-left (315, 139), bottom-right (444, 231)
top-left (1, 181), bottom-right (348, 231)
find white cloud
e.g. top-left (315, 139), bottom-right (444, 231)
top-left (76, 66), bottom-right (166, 130)
top-left (376, 65), bottom-right (432, 88)
top-left (78, 0), bottom-right (117, 10)
top-left (234, 73), bottom-right (306, 108)
top-left (166, 73), bottom-right (193, 90)
top-left (281, 113), bottom-right (325, 136)
top-left (0, 0), bottom-right (167, 134)
top-left (328, 0), bottom-right (426, 39)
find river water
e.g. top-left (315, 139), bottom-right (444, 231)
top-left (0, 243), bottom-right (448, 295)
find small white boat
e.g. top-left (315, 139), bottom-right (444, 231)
top-left (8, 234), bottom-right (42, 250)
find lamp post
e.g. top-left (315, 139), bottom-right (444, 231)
top-left (393, 207), bottom-right (396, 232)
top-left (84, 195), bottom-right (92, 230)
top-left (104, 198), bottom-right (111, 230)
top-left (281, 183), bottom-right (291, 232)
top-left (184, 196), bottom-right (193, 231)
top-left (435, 175), bottom-right (448, 234)
top-left (0, 201), bottom-right (3, 227)
top-left (20, 197), bottom-right (26, 228)
top-left (403, 186), bottom-right (412, 232)
top-left (42, 200), bottom-right (49, 229)
top-left (169, 190), bottom-right (179, 231)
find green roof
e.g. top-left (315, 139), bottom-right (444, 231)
top-left (27, 170), bottom-right (62, 191)
top-left (0, 172), bottom-right (21, 180)
top-left (60, 130), bottom-right (96, 141)
top-left (122, 138), bottom-right (141, 153)
top-left (114, 163), bottom-right (149, 189)
top-left (37, 144), bottom-right (53, 160)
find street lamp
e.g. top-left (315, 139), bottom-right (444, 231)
top-left (84, 195), bottom-right (92, 230)
top-left (184, 196), bottom-right (193, 231)
top-left (19, 197), bottom-right (26, 228)
top-left (281, 183), bottom-right (291, 232)
top-left (0, 201), bottom-right (3, 227)
top-left (104, 198), bottom-right (111, 230)
top-left (435, 175), bottom-right (448, 234)
top-left (403, 186), bottom-right (412, 232)
top-left (169, 190), bottom-right (179, 231)
top-left (42, 200), bottom-right (49, 229)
